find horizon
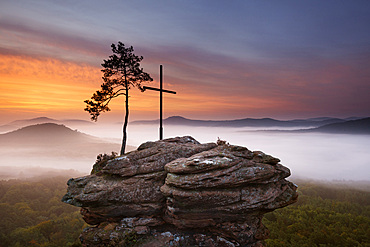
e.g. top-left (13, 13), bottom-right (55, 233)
top-left (1, 1), bottom-right (370, 123)
top-left (1, 114), bottom-right (369, 126)
top-left (1, 1), bottom-right (369, 182)
top-left (1, 117), bottom-right (369, 181)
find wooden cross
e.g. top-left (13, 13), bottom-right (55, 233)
top-left (143, 65), bottom-right (176, 140)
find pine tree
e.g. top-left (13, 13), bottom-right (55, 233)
top-left (84, 42), bottom-right (153, 155)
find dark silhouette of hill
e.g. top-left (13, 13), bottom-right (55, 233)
top-left (305, 116), bottom-right (362, 122)
top-left (0, 117), bottom-right (94, 133)
top-left (0, 123), bottom-right (136, 159)
top-left (131, 116), bottom-right (346, 128)
top-left (310, 117), bottom-right (370, 134)
top-left (0, 117), bottom-right (57, 132)
top-left (9, 117), bottom-right (59, 126)
top-left (0, 123), bottom-right (99, 145)
top-left (0, 123), bottom-right (136, 176)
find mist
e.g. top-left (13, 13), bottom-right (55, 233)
top-left (73, 122), bottom-right (370, 181)
top-left (1, 122), bottom-right (369, 181)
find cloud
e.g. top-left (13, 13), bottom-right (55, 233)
top-left (1, 0), bottom-right (369, 121)
top-left (0, 54), bottom-right (103, 122)
top-left (0, 18), bottom-right (109, 65)
top-left (139, 44), bottom-right (370, 118)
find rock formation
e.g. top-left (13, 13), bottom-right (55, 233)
top-left (62, 136), bottom-right (297, 246)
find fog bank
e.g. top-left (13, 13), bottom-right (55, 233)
top-left (1, 122), bottom-right (369, 181)
top-left (126, 124), bottom-right (369, 181)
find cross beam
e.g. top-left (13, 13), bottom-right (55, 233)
top-left (143, 65), bottom-right (176, 140)
top-left (143, 86), bottom-right (176, 94)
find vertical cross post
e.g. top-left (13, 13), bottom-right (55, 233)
top-left (143, 65), bottom-right (176, 140)
top-left (160, 65), bottom-right (163, 140)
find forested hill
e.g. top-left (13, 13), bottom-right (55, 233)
top-left (0, 176), bottom-right (85, 246)
top-left (264, 180), bottom-right (370, 246)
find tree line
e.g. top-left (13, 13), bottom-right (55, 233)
top-left (1, 177), bottom-right (369, 246)
top-left (263, 180), bottom-right (370, 246)
top-left (0, 177), bottom-right (84, 246)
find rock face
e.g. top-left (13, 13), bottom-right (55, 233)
top-left (62, 136), bottom-right (297, 246)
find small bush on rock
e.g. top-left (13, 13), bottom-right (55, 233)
top-left (91, 152), bottom-right (117, 174)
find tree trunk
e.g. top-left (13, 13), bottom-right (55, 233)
top-left (120, 84), bottom-right (129, 155)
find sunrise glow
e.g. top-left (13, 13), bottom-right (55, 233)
top-left (0, 1), bottom-right (369, 124)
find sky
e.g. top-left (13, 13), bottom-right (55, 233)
top-left (1, 0), bottom-right (370, 124)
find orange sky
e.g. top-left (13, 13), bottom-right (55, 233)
top-left (1, 54), bottom-right (269, 124)
top-left (0, 55), bottom-right (98, 122)
top-left (1, 50), bottom-right (369, 125)
top-left (1, 1), bottom-right (369, 125)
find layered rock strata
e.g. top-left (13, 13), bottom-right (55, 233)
top-left (62, 136), bottom-right (297, 246)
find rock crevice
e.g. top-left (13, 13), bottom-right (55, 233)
top-left (62, 136), bottom-right (297, 246)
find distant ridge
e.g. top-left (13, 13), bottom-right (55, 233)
top-left (0, 123), bottom-right (136, 158)
top-left (0, 117), bottom-right (94, 133)
top-left (9, 116), bottom-right (58, 125)
top-left (131, 115), bottom-right (348, 128)
top-left (0, 123), bottom-right (99, 145)
top-left (310, 117), bottom-right (370, 134)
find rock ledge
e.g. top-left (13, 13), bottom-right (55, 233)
top-left (62, 136), bottom-right (297, 246)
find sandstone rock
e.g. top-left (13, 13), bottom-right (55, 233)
top-left (164, 145), bottom-right (290, 189)
top-left (62, 136), bottom-right (297, 246)
top-left (101, 136), bottom-right (217, 177)
top-left (62, 136), bottom-right (216, 224)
